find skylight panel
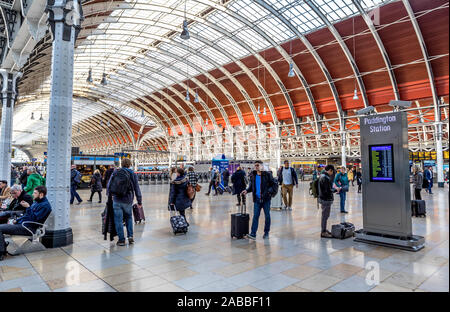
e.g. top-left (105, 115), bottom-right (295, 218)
top-left (216, 37), bottom-right (249, 59)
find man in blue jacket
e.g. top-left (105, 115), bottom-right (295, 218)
top-left (107, 158), bottom-right (142, 246)
top-left (242, 161), bottom-right (278, 240)
top-left (424, 166), bottom-right (433, 194)
top-left (277, 160), bottom-right (298, 210)
top-left (0, 186), bottom-right (52, 260)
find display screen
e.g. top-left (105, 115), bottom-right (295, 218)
top-left (369, 144), bottom-right (395, 182)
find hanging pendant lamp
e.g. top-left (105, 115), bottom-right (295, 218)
top-left (101, 73), bottom-right (108, 86)
top-left (31, 112), bottom-right (34, 120)
top-left (86, 68), bottom-right (93, 83)
top-left (288, 63), bottom-right (295, 78)
top-left (141, 109), bottom-right (145, 118)
top-left (263, 107), bottom-right (267, 116)
top-left (180, 20), bottom-right (190, 40)
top-left (39, 113), bottom-right (44, 121)
top-left (353, 88), bottom-right (359, 100)
top-left (194, 91), bottom-right (199, 103)
top-left (185, 89), bottom-right (190, 101)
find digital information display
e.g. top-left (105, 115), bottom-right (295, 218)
top-left (369, 144), bottom-right (395, 182)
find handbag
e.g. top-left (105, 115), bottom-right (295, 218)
top-left (195, 184), bottom-right (202, 192)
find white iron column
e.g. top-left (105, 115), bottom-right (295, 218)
top-left (435, 122), bottom-right (444, 187)
top-left (42, 0), bottom-right (83, 248)
top-left (0, 71), bottom-right (21, 186)
top-left (341, 131), bottom-right (347, 167)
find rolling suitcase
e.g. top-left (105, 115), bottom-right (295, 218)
top-left (231, 194), bottom-right (249, 239)
top-left (331, 222), bottom-right (355, 239)
top-left (411, 200), bottom-right (426, 217)
top-left (132, 203), bottom-right (146, 224)
top-left (169, 204), bottom-right (188, 235)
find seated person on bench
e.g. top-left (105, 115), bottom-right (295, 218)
top-left (0, 184), bottom-right (34, 224)
top-left (0, 186), bottom-right (52, 261)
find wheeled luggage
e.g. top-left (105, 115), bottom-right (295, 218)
top-left (231, 194), bottom-right (249, 239)
top-left (411, 200), bottom-right (426, 217)
top-left (169, 204), bottom-right (188, 235)
top-left (331, 222), bottom-right (355, 239)
top-left (132, 203), bottom-right (146, 223)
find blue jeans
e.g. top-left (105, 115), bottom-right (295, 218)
top-left (250, 199), bottom-right (271, 236)
top-left (70, 184), bottom-right (82, 204)
top-left (113, 201), bottom-right (133, 241)
top-left (427, 181), bottom-right (433, 193)
top-left (339, 191), bottom-right (347, 212)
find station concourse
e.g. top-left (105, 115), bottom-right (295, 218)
top-left (0, 0), bottom-right (448, 293)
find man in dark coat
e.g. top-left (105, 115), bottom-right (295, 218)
top-left (231, 166), bottom-right (247, 206)
top-left (19, 167), bottom-right (28, 189)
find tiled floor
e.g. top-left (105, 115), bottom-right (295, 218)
top-left (0, 182), bottom-right (448, 292)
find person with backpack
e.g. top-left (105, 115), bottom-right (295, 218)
top-left (87, 169), bottom-right (103, 203)
top-left (70, 165), bottom-right (83, 205)
top-left (222, 168), bottom-right (230, 188)
top-left (231, 166), bottom-right (247, 206)
top-left (24, 167), bottom-right (45, 196)
top-left (412, 165), bottom-right (424, 200)
top-left (334, 166), bottom-right (349, 214)
top-left (169, 168), bottom-right (191, 223)
top-left (241, 160), bottom-right (278, 240)
top-left (318, 165), bottom-right (338, 238)
top-left (107, 158), bottom-right (142, 246)
top-left (103, 165), bottom-right (115, 188)
top-left (277, 160), bottom-right (298, 211)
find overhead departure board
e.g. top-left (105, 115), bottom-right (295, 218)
top-left (369, 144), bottom-right (395, 182)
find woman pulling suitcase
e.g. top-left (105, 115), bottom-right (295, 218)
top-left (169, 168), bottom-right (191, 233)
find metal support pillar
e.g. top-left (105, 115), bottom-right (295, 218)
top-left (42, 0), bottom-right (83, 248)
top-left (435, 122), bottom-right (444, 187)
top-left (340, 131), bottom-right (347, 167)
top-left (0, 70), bottom-right (21, 186)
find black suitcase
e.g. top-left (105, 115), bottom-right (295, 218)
top-left (169, 204), bottom-right (188, 235)
top-left (411, 200), bottom-right (426, 217)
top-left (231, 194), bottom-right (249, 239)
top-left (331, 222), bottom-right (355, 239)
top-left (132, 203), bottom-right (146, 224)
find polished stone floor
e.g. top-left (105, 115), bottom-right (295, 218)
top-left (0, 181), bottom-right (448, 292)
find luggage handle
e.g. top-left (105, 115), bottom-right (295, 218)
top-left (240, 193), bottom-right (246, 214)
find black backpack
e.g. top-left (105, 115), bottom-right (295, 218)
top-left (109, 169), bottom-right (132, 197)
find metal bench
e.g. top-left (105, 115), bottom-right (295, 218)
top-left (6, 212), bottom-right (50, 256)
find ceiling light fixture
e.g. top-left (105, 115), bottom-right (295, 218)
top-left (141, 109), bottom-right (145, 118)
top-left (263, 107), bottom-right (267, 116)
top-left (39, 113), bottom-right (43, 121)
top-left (86, 68), bottom-right (93, 83)
top-left (185, 89), bottom-right (190, 101)
top-left (194, 91), bottom-right (199, 103)
top-left (101, 72), bottom-right (108, 86)
top-left (180, 1), bottom-right (190, 40)
top-left (352, 15), bottom-right (359, 101)
top-left (31, 112), bottom-right (34, 120)
top-left (288, 63), bottom-right (295, 78)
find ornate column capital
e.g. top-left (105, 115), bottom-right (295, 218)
top-left (46, 0), bottom-right (84, 42)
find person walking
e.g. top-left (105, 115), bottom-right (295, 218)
top-left (241, 160), bottom-right (278, 240)
top-left (413, 165), bottom-right (424, 200)
top-left (186, 166), bottom-right (198, 209)
top-left (24, 167), bottom-right (45, 196)
top-left (70, 165), bottom-right (83, 205)
top-left (222, 168), bottom-right (230, 188)
top-left (356, 168), bottom-right (362, 193)
top-left (231, 166), bottom-right (247, 206)
top-left (169, 168), bottom-right (191, 223)
top-left (424, 166), bottom-right (433, 194)
top-left (205, 167), bottom-right (218, 196)
top-left (312, 167), bottom-right (319, 182)
top-left (88, 169), bottom-right (103, 203)
top-left (107, 158), bottom-right (142, 246)
top-left (348, 168), bottom-right (354, 187)
top-left (10, 167), bottom-right (18, 186)
top-left (318, 165), bottom-right (338, 238)
top-left (277, 160), bottom-right (298, 210)
top-left (334, 166), bottom-right (349, 213)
